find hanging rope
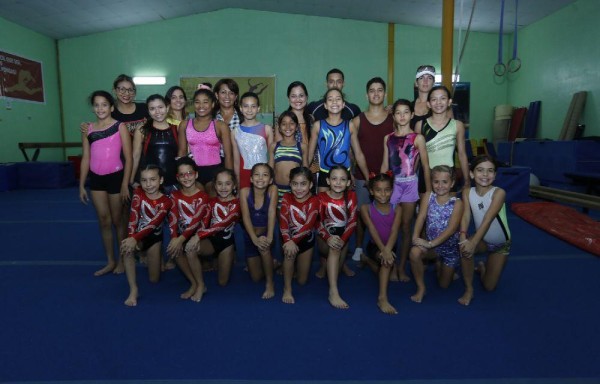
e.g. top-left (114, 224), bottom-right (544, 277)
top-left (453, 0), bottom-right (477, 92)
top-left (494, 0), bottom-right (507, 76)
top-left (508, 0), bottom-right (521, 73)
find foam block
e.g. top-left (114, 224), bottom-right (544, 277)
top-left (495, 166), bottom-right (531, 204)
top-left (17, 162), bottom-right (76, 189)
top-left (0, 163), bottom-right (18, 191)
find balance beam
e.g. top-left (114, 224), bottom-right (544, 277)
top-left (529, 185), bottom-right (600, 213)
top-left (18, 142), bottom-right (80, 161)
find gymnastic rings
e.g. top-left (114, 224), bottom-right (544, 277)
top-left (507, 0), bottom-right (521, 73)
top-left (494, 62), bottom-right (507, 77)
top-left (494, 0), bottom-right (506, 77)
top-left (508, 57), bottom-right (521, 73)
top-left (495, 0), bottom-right (521, 76)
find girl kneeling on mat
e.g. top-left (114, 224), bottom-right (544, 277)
top-left (121, 164), bottom-right (173, 306)
top-left (409, 165), bottom-right (464, 305)
top-left (460, 155), bottom-right (511, 300)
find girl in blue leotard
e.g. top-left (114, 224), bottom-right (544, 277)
top-left (239, 163), bottom-right (279, 299)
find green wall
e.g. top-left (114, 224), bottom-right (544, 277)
top-left (58, 9), bottom-right (388, 148)
top-left (0, 16), bottom-right (61, 163)
top-left (58, 8), bottom-right (505, 150)
top-left (507, 0), bottom-right (599, 138)
top-left (2, 2), bottom-right (597, 163)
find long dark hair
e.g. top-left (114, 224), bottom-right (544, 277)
top-left (165, 85), bottom-right (188, 121)
top-left (286, 81), bottom-right (312, 141)
top-left (140, 94), bottom-right (167, 136)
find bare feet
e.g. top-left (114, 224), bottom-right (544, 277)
top-left (458, 289), bottom-right (474, 306)
top-left (113, 262), bottom-right (125, 274)
top-left (191, 284), bottom-right (207, 302)
top-left (94, 262), bottom-right (115, 276)
top-left (164, 259), bottom-right (176, 271)
top-left (328, 293), bottom-right (349, 309)
top-left (342, 263), bottom-right (356, 277)
top-left (262, 282), bottom-right (275, 299)
top-left (180, 284), bottom-right (196, 299)
top-left (389, 267), bottom-right (399, 282)
top-left (377, 298), bottom-right (398, 315)
top-left (398, 272), bottom-right (411, 282)
top-left (124, 288), bottom-right (138, 307)
top-left (410, 287), bottom-right (426, 303)
top-left (282, 289), bottom-right (295, 304)
top-left (315, 265), bottom-right (326, 279)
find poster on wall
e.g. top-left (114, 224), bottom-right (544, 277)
top-left (0, 50), bottom-right (45, 103)
top-left (180, 75), bottom-right (275, 124)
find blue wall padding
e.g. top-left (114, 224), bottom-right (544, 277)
top-left (497, 140), bottom-right (600, 190)
top-left (523, 101), bottom-right (541, 139)
top-left (17, 162), bottom-right (76, 189)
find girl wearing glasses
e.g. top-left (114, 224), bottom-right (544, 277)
top-left (111, 74), bottom-right (149, 135)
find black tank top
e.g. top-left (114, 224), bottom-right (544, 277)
top-left (145, 127), bottom-right (178, 186)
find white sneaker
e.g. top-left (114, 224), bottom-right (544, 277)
top-left (352, 248), bottom-right (363, 261)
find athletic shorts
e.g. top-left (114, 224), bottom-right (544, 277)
top-left (138, 229), bottom-right (163, 252)
top-left (391, 175), bottom-right (419, 204)
top-left (355, 179), bottom-right (371, 206)
top-left (243, 230), bottom-right (262, 259)
top-left (297, 234), bottom-right (316, 255)
top-left (197, 163), bottom-right (223, 185)
top-left (364, 242), bottom-right (381, 262)
top-left (209, 233), bottom-right (235, 255)
top-left (324, 226), bottom-right (344, 238)
top-left (89, 169), bottom-right (124, 194)
top-left (486, 239), bottom-right (511, 256)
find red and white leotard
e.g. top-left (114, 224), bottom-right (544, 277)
top-left (317, 190), bottom-right (357, 243)
top-left (168, 189), bottom-right (211, 239)
top-left (198, 197), bottom-right (241, 240)
top-left (279, 193), bottom-right (319, 244)
top-left (128, 187), bottom-right (172, 241)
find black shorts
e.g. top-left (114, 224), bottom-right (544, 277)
top-left (138, 229), bottom-right (163, 252)
top-left (365, 242), bottom-right (381, 262)
top-left (89, 170), bottom-right (124, 194)
top-left (297, 234), bottom-right (316, 255)
top-left (209, 233), bottom-right (235, 255)
top-left (197, 164), bottom-right (223, 185)
top-left (243, 230), bottom-right (261, 259)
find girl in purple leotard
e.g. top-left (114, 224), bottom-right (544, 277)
top-left (359, 173), bottom-right (402, 315)
top-left (409, 165), bottom-right (464, 305)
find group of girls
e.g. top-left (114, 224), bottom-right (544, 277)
top-left (79, 72), bottom-right (510, 312)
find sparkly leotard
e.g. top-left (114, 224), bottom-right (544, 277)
top-left (425, 192), bottom-right (460, 267)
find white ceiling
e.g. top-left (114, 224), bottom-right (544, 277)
top-left (0, 0), bottom-right (577, 40)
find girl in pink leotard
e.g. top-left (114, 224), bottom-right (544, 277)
top-left (177, 84), bottom-right (233, 195)
top-left (79, 90), bottom-right (132, 277)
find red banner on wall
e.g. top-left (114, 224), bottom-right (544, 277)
top-left (0, 51), bottom-right (45, 103)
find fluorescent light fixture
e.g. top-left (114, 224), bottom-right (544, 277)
top-left (435, 74), bottom-right (460, 83)
top-left (133, 76), bottom-right (166, 85)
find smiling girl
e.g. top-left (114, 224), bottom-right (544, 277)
top-left (178, 85), bottom-right (233, 194)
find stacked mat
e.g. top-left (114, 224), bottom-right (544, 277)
top-left (493, 104), bottom-right (512, 148)
top-left (559, 91), bottom-right (587, 140)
